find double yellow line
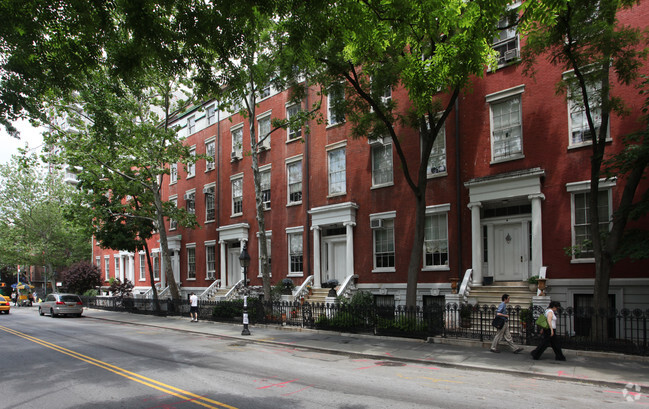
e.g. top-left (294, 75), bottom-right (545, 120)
top-left (0, 325), bottom-right (237, 409)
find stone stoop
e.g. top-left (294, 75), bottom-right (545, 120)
top-left (467, 281), bottom-right (534, 308)
top-left (305, 288), bottom-right (331, 305)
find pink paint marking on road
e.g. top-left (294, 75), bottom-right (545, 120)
top-left (281, 385), bottom-right (315, 396)
top-left (384, 352), bottom-right (393, 357)
top-left (354, 365), bottom-right (380, 370)
top-left (556, 370), bottom-right (589, 380)
top-left (256, 379), bottom-right (299, 389)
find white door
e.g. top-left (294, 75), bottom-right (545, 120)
top-left (322, 236), bottom-right (347, 283)
top-left (493, 222), bottom-right (527, 281)
top-left (228, 248), bottom-right (242, 287)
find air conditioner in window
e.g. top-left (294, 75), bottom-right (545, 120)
top-left (370, 219), bottom-right (383, 229)
top-left (183, 192), bottom-right (193, 200)
top-left (231, 151), bottom-right (239, 160)
top-left (203, 187), bottom-right (213, 194)
top-left (263, 201), bottom-right (271, 210)
top-left (368, 137), bottom-right (384, 146)
top-left (504, 49), bottom-right (519, 62)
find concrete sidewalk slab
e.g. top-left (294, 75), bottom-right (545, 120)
top-left (82, 308), bottom-right (649, 390)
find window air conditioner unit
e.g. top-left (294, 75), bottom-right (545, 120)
top-left (258, 144), bottom-right (267, 151)
top-left (203, 187), bottom-right (213, 194)
top-left (370, 219), bottom-right (383, 229)
top-left (231, 151), bottom-right (239, 160)
top-left (263, 201), bottom-right (271, 210)
top-left (368, 137), bottom-right (384, 146)
top-left (504, 49), bottom-right (518, 62)
top-left (184, 192), bottom-right (193, 200)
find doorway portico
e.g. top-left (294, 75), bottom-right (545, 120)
top-left (216, 223), bottom-right (250, 288)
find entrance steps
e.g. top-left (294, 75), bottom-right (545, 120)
top-left (467, 281), bottom-right (534, 307)
top-left (304, 288), bottom-right (331, 304)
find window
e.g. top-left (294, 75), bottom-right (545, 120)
top-left (492, 15), bottom-right (519, 67)
top-left (260, 166), bottom-right (271, 210)
top-left (95, 257), bottom-right (101, 274)
top-left (187, 147), bottom-right (196, 178)
top-left (286, 104), bottom-right (302, 141)
top-left (260, 84), bottom-right (271, 99)
top-left (287, 159), bottom-right (302, 204)
top-left (327, 85), bottom-right (345, 125)
top-left (114, 256), bottom-right (120, 276)
top-left (206, 243), bottom-right (216, 280)
top-left (204, 185), bottom-right (215, 222)
top-left (205, 139), bottom-right (215, 171)
top-left (257, 233), bottom-right (271, 277)
top-left (428, 124), bottom-right (447, 176)
top-left (568, 81), bottom-right (603, 146)
top-left (169, 197), bottom-right (178, 230)
top-left (372, 216), bottom-right (395, 271)
top-left (206, 104), bottom-right (216, 125)
top-left (371, 142), bottom-right (393, 187)
top-left (170, 163), bottom-right (178, 184)
top-left (572, 190), bottom-right (610, 259)
top-left (187, 115), bottom-right (196, 134)
top-left (187, 245), bottom-right (196, 280)
top-left (153, 254), bottom-right (160, 280)
top-left (328, 146), bottom-right (346, 195)
top-left (424, 211), bottom-right (449, 269)
top-left (487, 85), bottom-right (525, 162)
top-left (231, 125), bottom-right (243, 159)
top-left (258, 113), bottom-right (271, 150)
top-left (288, 231), bottom-right (303, 275)
top-left (139, 253), bottom-right (146, 280)
top-left (185, 191), bottom-right (195, 214)
top-left (231, 175), bottom-right (243, 216)
top-left (104, 257), bottom-right (110, 281)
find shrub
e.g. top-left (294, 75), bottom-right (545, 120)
top-left (61, 261), bottom-right (102, 295)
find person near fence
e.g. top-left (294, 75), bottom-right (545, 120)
top-left (490, 294), bottom-right (524, 354)
top-left (189, 292), bottom-right (199, 322)
top-left (530, 301), bottom-right (566, 361)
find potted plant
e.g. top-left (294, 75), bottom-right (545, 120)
top-left (281, 278), bottom-right (295, 295)
top-left (306, 285), bottom-right (313, 296)
top-left (324, 279), bottom-right (339, 297)
top-left (519, 308), bottom-right (531, 328)
top-left (527, 275), bottom-right (539, 292)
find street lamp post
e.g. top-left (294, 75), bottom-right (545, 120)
top-left (239, 245), bottom-right (251, 336)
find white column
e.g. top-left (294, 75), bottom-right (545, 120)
top-left (119, 256), bottom-right (125, 282)
top-left (129, 254), bottom-right (135, 282)
top-left (468, 201), bottom-right (483, 287)
top-left (529, 193), bottom-right (545, 277)
top-left (344, 222), bottom-right (355, 278)
top-left (239, 238), bottom-right (247, 281)
top-left (312, 226), bottom-right (321, 288)
top-left (219, 240), bottom-right (227, 287)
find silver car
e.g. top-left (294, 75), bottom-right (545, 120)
top-left (39, 293), bottom-right (84, 318)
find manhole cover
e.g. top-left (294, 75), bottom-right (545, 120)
top-left (375, 361), bottom-right (406, 367)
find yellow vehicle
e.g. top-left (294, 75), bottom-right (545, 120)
top-left (0, 282), bottom-right (11, 313)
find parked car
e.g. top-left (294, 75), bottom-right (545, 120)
top-left (39, 293), bottom-right (83, 318)
top-left (0, 297), bottom-right (10, 314)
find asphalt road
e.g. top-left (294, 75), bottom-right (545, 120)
top-left (0, 306), bottom-right (635, 408)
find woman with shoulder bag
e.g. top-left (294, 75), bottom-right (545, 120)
top-left (530, 301), bottom-right (567, 361)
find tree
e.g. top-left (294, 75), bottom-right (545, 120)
top-left (521, 0), bottom-right (649, 322)
top-left (281, 0), bottom-right (513, 307)
top-left (61, 260), bottom-right (102, 295)
top-left (45, 68), bottom-right (198, 302)
top-left (0, 153), bottom-right (90, 287)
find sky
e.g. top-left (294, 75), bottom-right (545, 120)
top-left (0, 119), bottom-right (45, 165)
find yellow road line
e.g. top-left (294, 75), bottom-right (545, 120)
top-left (0, 325), bottom-right (237, 409)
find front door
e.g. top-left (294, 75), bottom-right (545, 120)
top-left (493, 222), bottom-right (527, 281)
top-left (227, 247), bottom-right (242, 287)
top-left (322, 236), bottom-right (347, 284)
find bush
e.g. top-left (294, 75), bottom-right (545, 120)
top-left (528, 275), bottom-right (539, 285)
top-left (108, 278), bottom-right (134, 299)
top-left (61, 261), bottom-right (102, 295)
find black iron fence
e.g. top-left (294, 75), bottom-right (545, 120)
top-left (80, 296), bottom-right (649, 356)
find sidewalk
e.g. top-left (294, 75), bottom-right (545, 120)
top-left (83, 308), bottom-right (649, 389)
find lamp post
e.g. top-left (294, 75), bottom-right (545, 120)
top-left (239, 244), bottom-right (251, 336)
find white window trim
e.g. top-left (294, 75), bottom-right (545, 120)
top-left (486, 85), bottom-right (525, 164)
top-left (286, 227), bottom-right (304, 277)
top-left (203, 182), bottom-right (216, 224)
top-left (205, 137), bottom-right (216, 171)
top-left (170, 163), bottom-right (178, 185)
top-left (424, 117), bottom-right (447, 179)
top-left (370, 141), bottom-right (394, 189)
top-left (370, 211), bottom-right (396, 273)
top-left (326, 141), bottom-right (347, 197)
top-left (187, 145), bottom-right (196, 179)
top-left (327, 86), bottom-right (345, 127)
top-left (205, 240), bottom-right (217, 280)
top-left (256, 109), bottom-right (272, 151)
top-left (104, 256), bottom-right (110, 281)
top-left (230, 173), bottom-right (244, 217)
top-left (231, 123), bottom-right (244, 160)
top-left (138, 252), bottom-right (146, 281)
top-left (259, 164), bottom-right (272, 211)
top-left (422, 204), bottom-right (451, 271)
top-left (286, 155), bottom-right (303, 206)
top-left (286, 102), bottom-right (302, 142)
top-left (186, 243), bottom-right (197, 280)
top-left (566, 178), bottom-right (615, 264)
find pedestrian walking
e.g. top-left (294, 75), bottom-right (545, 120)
top-left (530, 301), bottom-right (567, 361)
top-left (189, 292), bottom-right (199, 322)
top-left (490, 293), bottom-right (524, 354)
top-left (11, 290), bottom-right (17, 306)
top-left (33, 291), bottom-right (38, 302)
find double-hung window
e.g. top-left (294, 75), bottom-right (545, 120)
top-left (187, 147), bottom-right (196, 178)
top-left (423, 204), bottom-right (450, 270)
top-left (114, 256), bottom-right (120, 277)
top-left (185, 190), bottom-right (195, 215)
top-left (260, 165), bottom-right (271, 210)
top-left (204, 184), bottom-right (215, 222)
top-left (567, 179), bottom-right (614, 261)
top-left (104, 256), bottom-right (110, 281)
top-left (95, 257), bottom-right (101, 274)
top-left (371, 212), bottom-right (396, 272)
top-left (327, 85), bottom-right (345, 126)
top-left (428, 123), bottom-right (447, 176)
top-left (187, 115), bottom-right (196, 135)
top-left (371, 141), bottom-right (393, 187)
top-left (231, 124), bottom-right (243, 160)
top-left (287, 227), bottom-right (303, 276)
top-left (169, 196), bottom-right (178, 230)
top-left (205, 242), bottom-right (216, 280)
top-left (492, 14), bottom-right (519, 68)
top-left (486, 85), bottom-right (525, 163)
top-left (287, 157), bottom-right (302, 205)
top-left (170, 163), bottom-right (178, 184)
top-left (231, 174), bottom-right (243, 216)
top-left (566, 74), bottom-right (605, 147)
top-left (205, 138), bottom-right (216, 171)
top-left (257, 112), bottom-right (271, 151)
top-left (206, 104), bottom-right (216, 125)
top-left (286, 104), bottom-right (302, 141)
top-left (186, 245), bottom-right (196, 280)
top-left (327, 143), bottom-right (346, 196)
top-left (139, 253), bottom-right (146, 280)
top-left (153, 253), bottom-right (160, 280)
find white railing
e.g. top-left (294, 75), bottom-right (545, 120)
top-left (157, 285), bottom-right (170, 298)
top-left (337, 274), bottom-right (357, 299)
top-left (459, 269), bottom-right (473, 302)
top-left (199, 279), bottom-right (222, 301)
top-left (294, 275), bottom-right (314, 301)
top-left (224, 279), bottom-right (244, 301)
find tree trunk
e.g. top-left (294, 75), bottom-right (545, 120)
top-left (405, 192), bottom-right (427, 308)
top-left (143, 240), bottom-right (161, 313)
top-left (153, 186), bottom-right (180, 301)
